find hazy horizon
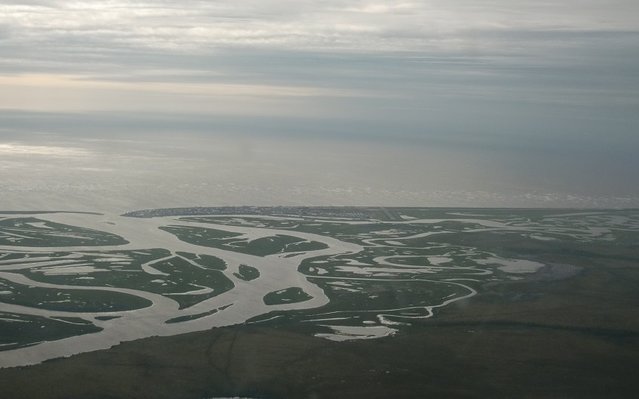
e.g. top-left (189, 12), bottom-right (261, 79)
top-left (1, 1), bottom-right (638, 211)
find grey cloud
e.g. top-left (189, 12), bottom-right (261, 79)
top-left (1, 1), bottom-right (638, 208)
top-left (1, 1), bottom-right (636, 55)
top-left (0, 24), bottom-right (9, 40)
top-left (1, 1), bottom-right (637, 88)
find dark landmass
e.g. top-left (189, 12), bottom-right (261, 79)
top-left (123, 206), bottom-right (375, 220)
top-left (121, 206), bottom-right (625, 220)
top-left (0, 211), bottom-right (102, 215)
top-left (1, 239), bottom-right (637, 399)
top-left (1, 207), bottom-right (638, 398)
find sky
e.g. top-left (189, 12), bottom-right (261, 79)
top-left (1, 0), bottom-right (638, 211)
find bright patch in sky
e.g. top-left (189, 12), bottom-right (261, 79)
top-left (0, 143), bottom-right (90, 157)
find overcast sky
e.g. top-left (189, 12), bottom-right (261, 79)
top-left (1, 1), bottom-right (638, 210)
